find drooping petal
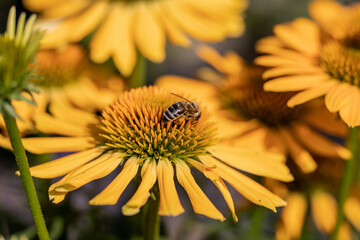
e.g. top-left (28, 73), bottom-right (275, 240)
top-left (49, 151), bottom-right (124, 203)
top-left (325, 82), bottom-right (354, 112)
top-left (89, 156), bottom-right (139, 205)
top-left (29, 148), bottom-right (103, 178)
top-left (199, 155), bottom-right (286, 212)
top-left (280, 193), bottom-right (307, 239)
top-left (263, 74), bottom-right (329, 92)
top-left (344, 196), bottom-right (360, 230)
top-left (134, 3), bottom-right (166, 62)
top-left (278, 128), bottom-right (317, 173)
top-left (23, 137), bottom-right (95, 154)
top-left (188, 158), bottom-right (237, 222)
top-left (310, 191), bottom-right (337, 234)
top-left (122, 159), bottom-right (157, 216)
top-left (293, 123), bottom-right (351, 159)
top-left (262, 65), bottom-right (324, 79)
top-left (339, 89), bottom-right (360, 127)
top-left (157, 158), bottom-right (184, 216)
top-left (175, 160), bottom-right (225, 221)
top-left (287, 80), bottom-right (338, 107)
top-left (207, 144), bottom-right (293, 182)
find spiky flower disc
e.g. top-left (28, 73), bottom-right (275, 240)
top-left (22, 86), bottom-right (291, 220)
top-left (0, 6), bottom-right (42, 118)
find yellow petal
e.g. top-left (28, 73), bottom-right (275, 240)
top-left (199, 155), bottom-right (286, 211)
top-left (122, 159), bottom-right (157, 216)
top-left (23, 0), bottom-right (67, 12)
top-left (29, 148), bottom-right (103, 178)
top-left (90, 5), bottom-right (137, 77)
top-left (281, 193), bottom-right (307, 239)
top-left (208, 145), bottom-right (293, 182)
top-left (41, 1), bottom-right (107, 48)
top-left (325, 82), bottom-right (354, 112)
top-left (162, 1), bottom-right (226, 42)
top-left (157, 158), bottom-right (184, 216)
top-left (89, 156), bottom-right (139, 205)
top-left (34, 113), bottom-right (89, 137)
top-left (288, 80), bottom-right (338, 107)
top-left (338, 223), bottom-right (352, 240)
top-left (23, 137), bottom-right (95, 154)
top-left (49, 151), bottom-right (123, 203)
top-left (263, 74), bottom-right (329, 92)
top-left (176, 160), bottom-right (225, 221)
top-left (311, 190), bottom-right (337, 233)
top-left (279, 128), bottom-right (317, 173)
top-left (188, 158), bottom-right (237, 222)
top-left (339, 89), bottom-right (360, 127)
top-left (344, 196), bottom-right (360, 230)
top-left (134, 3), bottom-right (166, 62)
top-left (263, 65), bottom-right (324, 79)
top-left (255, 55), bottom-right (307, 67)
top-left (41, 0), bottom-right (89, 19)
top-left (293, 123), bottom-right (351, 159)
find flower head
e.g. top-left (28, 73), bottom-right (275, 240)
top-left (23, 0), bottom-right (248, 76)
top-left (22, 86), bottom-right (292, 221)
top-left (157, 46), bottom-right (350, 174)
top-left (255, 3), bottom-right (360, 127)
top-left (0, 6), bottom-right (42, 118)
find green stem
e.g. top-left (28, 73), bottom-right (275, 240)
top-left (130, 53), bottom-right (146, 88)
top-left (143, 192), bottom-right (160, 240)
top-left (3, 110), bottom-right (50, 240)
top-left (331, 126), bottom-right (359, 240)
top-left (249, 205), bottom-right (265, 239)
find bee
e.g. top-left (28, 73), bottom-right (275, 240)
top-left (162, 93), bottom-right (201, 123)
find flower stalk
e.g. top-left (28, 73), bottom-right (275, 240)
top-left (143, 191), bottom-right (160, 240)
top-left (331, 126), bottom-right (359, 240)
top-left (130, 53), bottom-right (146, 88)
top-left (3, 110), bottom-right (50, 240)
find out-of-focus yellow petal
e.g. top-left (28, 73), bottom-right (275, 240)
top-left (41, 1), bottom-right (107, 48)
top-left (176, 160), bottom-right (225, 221)
top-left (199, 155), bottom-right (286, 211)
top-left (40, 0), bottom-right (89, 19)
top-left (208, 144), bottom-right (293, 182)
top-left (122, 159), bottom-right (157, 216)
top-left (325, 83), bottom-right (354, 112)
top-left (188, 158), bottom-right (238, 222)
top-left (263, 66), bottom-right (324, 79)
top-left (311, 190), bottom-right (337, 234)
top-left (28, 148), bottom-right (103, 178)
top-left (338, 223), bottom-right (352, 240)
top-left (293, 123), bottom-right (351, 159)
top-left (281, 193), bottom-right (307, 239)
top-left (344, 196), bottom-right (360, 230)
top-left (89, 156), bottom-right (140, 205)
top-left (279, 128), bottom-right (317, 173)
top-left (263, 74), bottom-right (329, 92)
top-left (339, 89), bottom-right (360, 127)
top-left (49, 151), bottom-right (123, 203)
top-left (134, 3), bottom-right (166, 62)
top-left (288, 80), bottom-right (338, 107)
top-left (34, 113), bottom-right (89, 137)
top-left (157, 158), bottom-right (184, 216)
top-left (23, 137), bottom-right (95, 154)
top-left (23, 0), bottom-right (67, 12)
top-left (255, 55), bottom-right (312, 67)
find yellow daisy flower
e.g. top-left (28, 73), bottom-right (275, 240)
top-left (157, 46), bottom-right (350, 174)
top-left (23, 0), bottom-right (248, 76)
top-left (255, 14), bottom-right (360, 127)
top-left (20, 86), bottom-right (292, 221)
top-left (268, 157), bottom-right (360, 240)
top-left (0, 44), bottom-right (124, 138)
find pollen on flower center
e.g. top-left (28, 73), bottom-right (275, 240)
top-left (99, 86), bottom-right (216, 161)
top-left (219, 66), bottom-right (304, 127)
top-left (320, 41), bottom-right (360, 86)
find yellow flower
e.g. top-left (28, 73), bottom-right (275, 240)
top-left (23, 0), bottom-right (248, 77)
top-left (269, 157), bottom-right (360, 240)
top-left (255, 14), bottom-right (360, 127)
top-left (0, 44), bottom-right (124, 138)
top-left (157, 46), bottom-right (350, 174)
top-left (21, 86), bottom-right (292, 221)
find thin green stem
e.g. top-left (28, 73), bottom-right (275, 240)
top-left (143, 192), bottom-right (160, 240)
top-left (3, 110), bottom-right (50, 240)
top-left (249, 205), bottom-right (265, 239)
top-left (130, 53), bottom-right (146, 88)
top-left (331, 126), bottom-right (359, 240)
